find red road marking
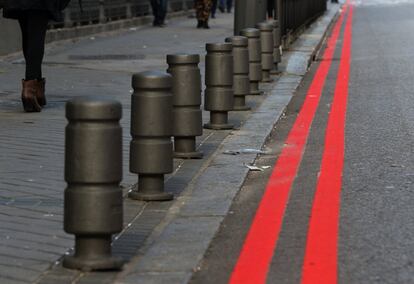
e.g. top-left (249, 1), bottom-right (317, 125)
top-left (228, 5), bottom-right (349, 284)
top-left (301, 4), bottom-right (354, 284)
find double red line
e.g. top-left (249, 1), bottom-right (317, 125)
top-left (229, 2), bottom-right (354, 284)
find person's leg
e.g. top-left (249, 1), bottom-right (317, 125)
top-left (18, 17), bottom-right (28, 64)
top-left (267, 0), bottom-right (274, 18)
top-left (150, 0), bottom-right (160, 26)
top-left (218, 0), bottom-right (225, 12)
top-left (20, 11), bottom-right (49, 112)
top-left (202, 0), bottom-right (212, 28)
top-left (24, 12), bottom-right (48, 81)
top-left (211, 0), bottom-right (217, 18)
top-left (226, 0), bottom-right (232, 12)
top-left (196, 0), bottom-right (203, 27)
top-left (159, 0), bottom-right (168, 25)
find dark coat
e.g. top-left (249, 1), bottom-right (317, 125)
top-left (2, 0), bottom-right (71, 21)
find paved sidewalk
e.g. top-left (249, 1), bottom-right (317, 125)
top-left (0, 4), bottom-right (339, 284)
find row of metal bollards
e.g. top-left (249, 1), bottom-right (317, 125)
top-left (62, 19), bottom-right (282, 271)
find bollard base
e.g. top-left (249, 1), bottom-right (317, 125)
top-left (204, 122), bottom-right (234, 130)
top-left (129, 190), bottom-right (174, 201)
top-left (261, 71), bottom-right (274, 83)
top-left (261, 78), bottom-right (274, 83)
top-left (270, 69), bottom-right (280, 75)
top-left (204, 112), bottom-right (234, 130)
top-left (129, 175), bottom-right (173, 202)
top-left (174, 151), bottom-right (204, 159)
top-left (249, 82), bottom-right (263, 96)
top-left (233, 105), bottom-right (251, 111)
top-left (63, 255), bottom-right (124, 272)
top-left (232, 96), bottom-right (251, 111)
top-left (62, 236), bottom-right (123, 272)
top-left (173, 137), bottom-right (203, 159)
top-left (249, 90), bottom-right (263, 96)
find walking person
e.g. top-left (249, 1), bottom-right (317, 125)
top-left (219, 0), bottom-right (232, 13)
top-left (2, 0), bottom-right (71, 112)
top-left (267, 0), bottom-right (275, 18)
top-left (211, 0), bottom-right (218, 18)
top-left (150, 0), bottom-right (168, 27)
top-left (195, 0), bottom-right (212, 29)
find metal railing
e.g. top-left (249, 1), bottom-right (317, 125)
top-left (279, 0), bottom-right (327, 39)
top-left (53, 0), bottom-right (194, 28)
top-left (235, 0), bottom-right (327, 42)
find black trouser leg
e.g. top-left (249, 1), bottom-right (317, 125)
top-left (18, 11), bottom-right (49, 80)
top-left (267, 0), bottom-right (274, 18)
top-left (211, 0), bottom-right (218, 16)
top-left (150, 0), bottom-right (160, 25)
top-left (226, 0), bottom-right (232, 12)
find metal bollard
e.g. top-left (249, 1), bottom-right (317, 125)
top-left (240, 28), bottom-right (263, 96)
top-left (256, 22), bottom-right (274, 83)
top-left (204, 43), bottom-right (234, 130)
top-left (129, 71), bottom-right (174, 201)
top-left (167, 54), bottom-right (203, 159)
top-left (269, 19), bottom-right (281, 75)
top-left (225, 36), bottom-right (251, 111)
top-left (63, 97), bottom-right (123, 271)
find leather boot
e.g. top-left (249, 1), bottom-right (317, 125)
top-left (37, 78), bottom-right (46, 106)
top-left (21, 79), bottom-right (42, 112)
top-left (197, 20), bottom-right (203, 28)
top-left (203, 20), bottom-right (210, 29)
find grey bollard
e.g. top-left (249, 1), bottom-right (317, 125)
top-left (225, 36), bottom-right (251, 111)
top-left (269, 19), bottom-right (281, 75)
top-left (256, 22), bottom-right (274, 83)
top-left (204, 43), bottom-right (235, 130)
top-left (63, 97), bottom-right (123, 271)
top-left (167, 54), bottom-right (203, 159)
top-left (129, 71), bottom-right (174, 201)
top-left (240, 28), bottom-right (263, 96)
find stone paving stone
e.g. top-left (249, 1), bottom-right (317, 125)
top-left (120, 272), bottom-right (192, 284)
top-left (0, 277), bottom-right (27, 284)
top-left (0, 264), bottom-right (43, 283)
top-left (123, 216), bottom-right (223, 273)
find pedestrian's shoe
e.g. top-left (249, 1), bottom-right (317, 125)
top-left (37, 78), bottom-right (46, 106)
top-left (197, 20), bottom-right (203, 28)
top-left (21, 79), bottom-right (42, 112)
top-left (219, 5), bottom-right (225, 12)
top-left (203, 21), bottom-right (210, 29)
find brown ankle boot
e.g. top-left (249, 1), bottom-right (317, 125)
top-left (21, 79), bottom-right (42, 112)
top-left (37, 78), bottom-right (46, 106)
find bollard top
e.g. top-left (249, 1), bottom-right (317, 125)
top-left (240, 28), bottom-right (260, 38)
top-left (132, 70), bottom-right (172, 90)
top-left (66, 97), bottom-right (122, 121)
top-left (256, 22), bottom-right (274, 32)
top-left (206, 43), bottom-right (233, 52)
top-left (267, 19), bottom-right (280, 28)
top-left (225, 36), bottom-right (248, 47)
top-left (166, 54), bottom-right (200, 65)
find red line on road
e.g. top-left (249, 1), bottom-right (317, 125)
top-left (301, 4), bottom-right (354, 284)
top-left (228, 5), bottom-right (349, 284)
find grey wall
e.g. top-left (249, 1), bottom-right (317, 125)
top-left (0, 15), bottom-right (21, 56)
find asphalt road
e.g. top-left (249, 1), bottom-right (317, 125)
top-left (191, 1), bottom-right (414, 283)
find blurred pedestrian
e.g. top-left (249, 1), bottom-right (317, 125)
top-left (267, 0), bottom-right (275, 19)
top-left (2, 0), bottom-right (71, 112)
top-left (150, 0), bottom-right (168, 27)
top-left (219, 0), bottom-right (232, 13)
top-left (195, 0), bottom-right (212, 29)
top-left (211, 0), bottom-right (218, 18)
